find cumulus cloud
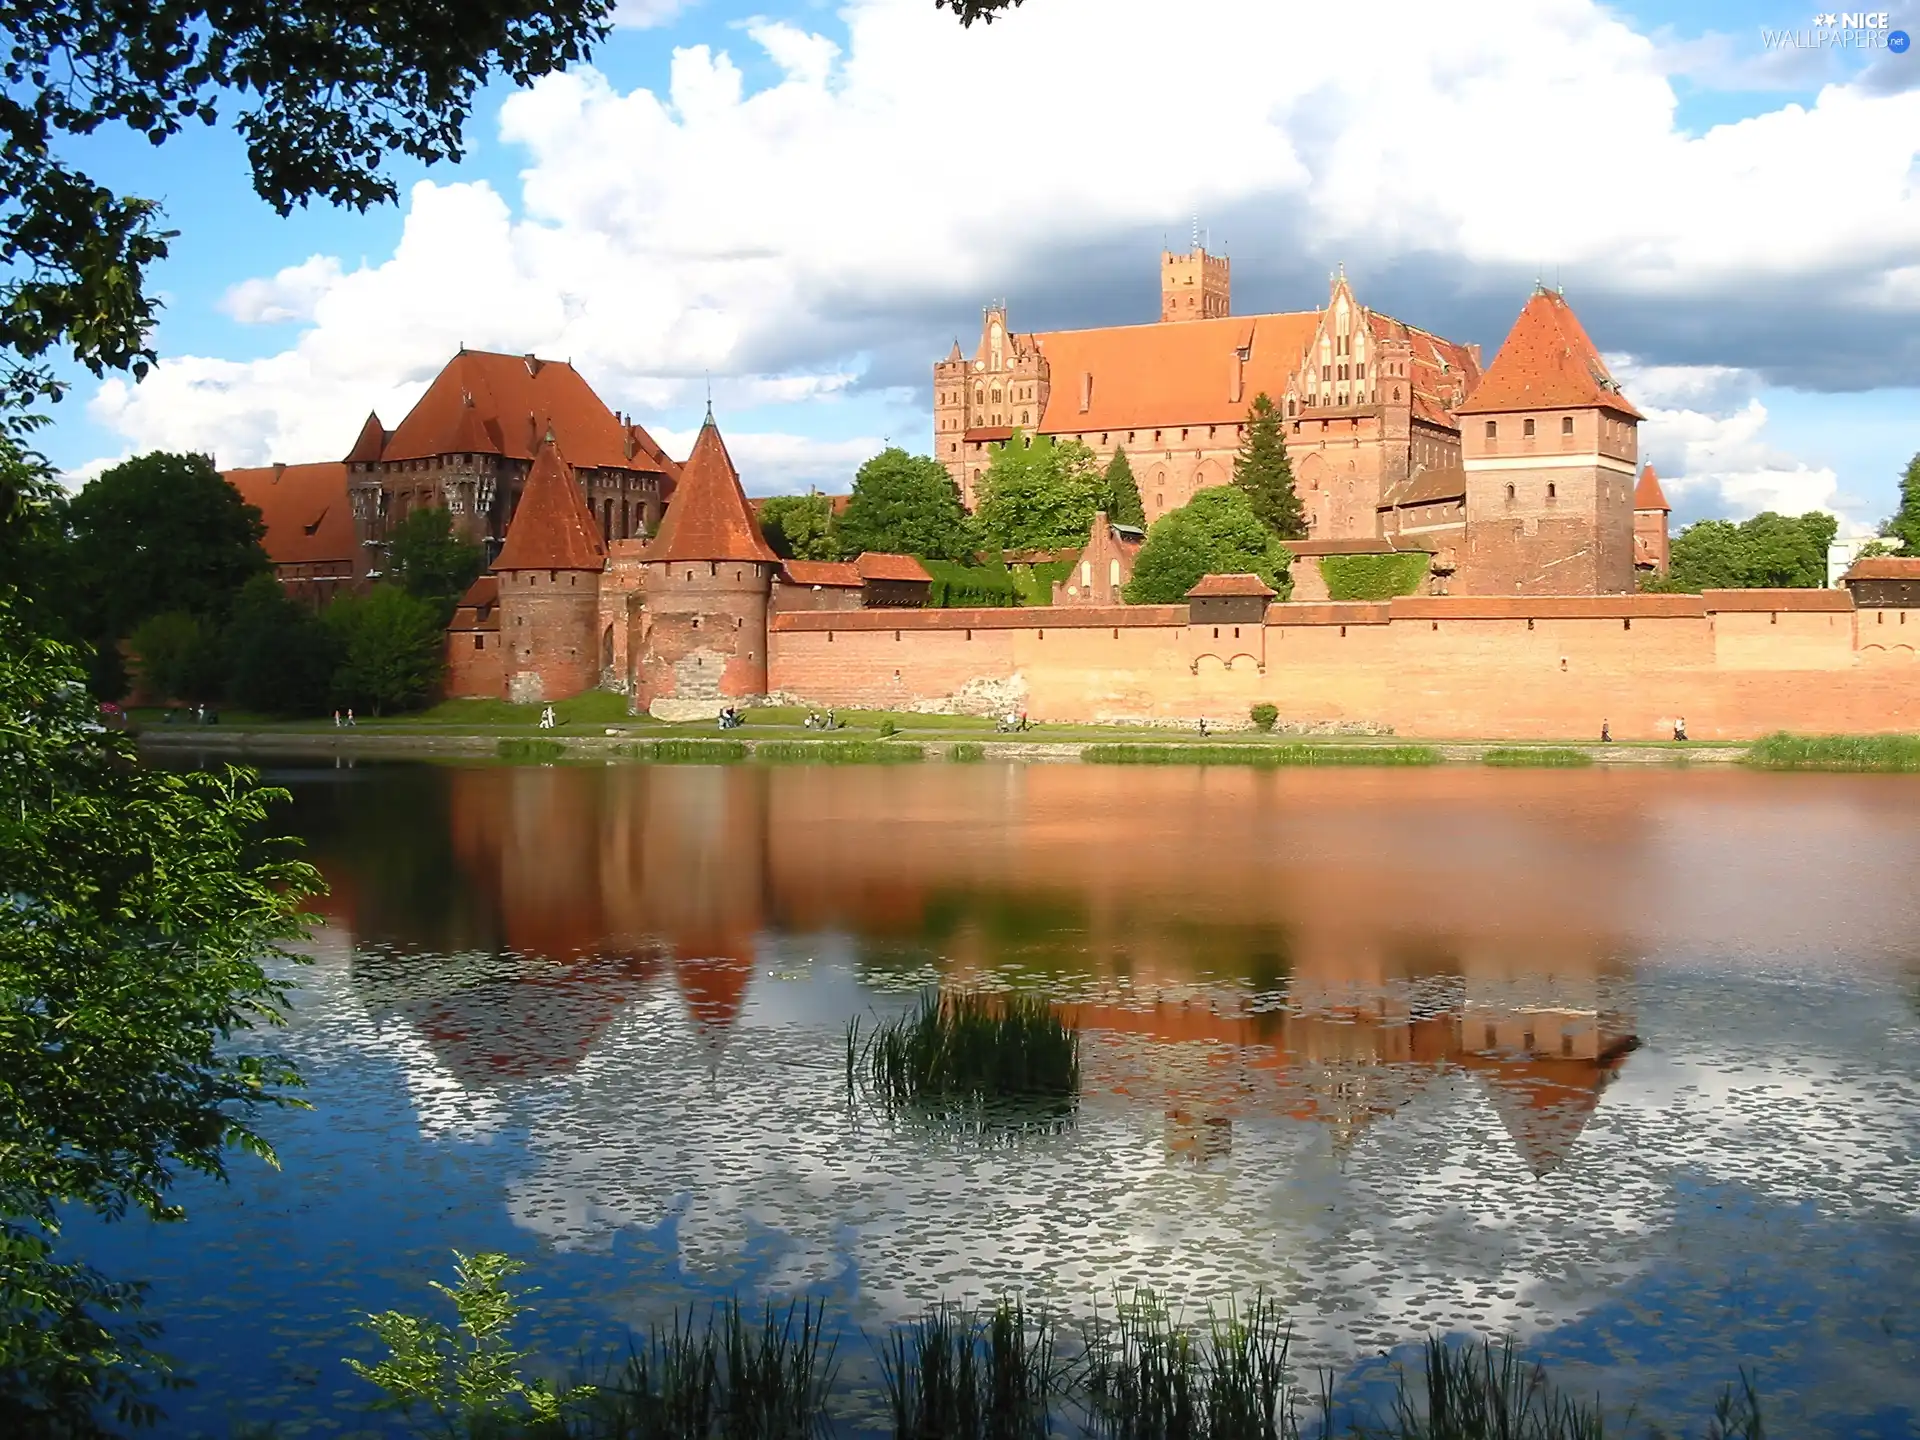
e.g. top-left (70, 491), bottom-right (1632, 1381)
top-left (79, 0), bottom-right (1920, 501)
top-left (612, 0), bottom-right (698, 28)
top-left (218, 254), bottom-right (344, 324)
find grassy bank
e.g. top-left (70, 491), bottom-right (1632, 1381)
top-left (1743, 732), bottom-right (1920, 772)
top-left (1482, 747), bottom-right (1594, 768)
top-left (1082, 743), bottom-right (1443, 768)
top-left (757, 740), bottom-right (924, 764)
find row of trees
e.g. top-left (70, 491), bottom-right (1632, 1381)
top-left (759, 392), bottom-right (1310, 605)
top-left (34, 450), bottom-right (480, 715)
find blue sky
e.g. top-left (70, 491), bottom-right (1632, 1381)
top-left (38, 0), bottom-right (1920, 530)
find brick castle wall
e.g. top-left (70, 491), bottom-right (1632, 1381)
top-left (768, 595), bottom-right (1920, 741)
top-left (497, 567), bottom-right (605, 703)
top-left (632, 559), bottom-right (777, 718)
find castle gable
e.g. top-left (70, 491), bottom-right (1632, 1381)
top-left (646, 414), bottom-right (779, 565)
top-left (492, 436), bottom-right (607, 572)
top-left (1457, 290), bottom-right (1642, 419)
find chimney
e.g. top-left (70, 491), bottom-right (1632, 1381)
top-left (272, 462), bottom-right (285, 482)
top-left (524, 353), bottom-right (541, 377)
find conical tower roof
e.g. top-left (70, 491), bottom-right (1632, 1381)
top-left (648, 411), bottom-right (779, 565)
top-left (1457, 288), bottom-right (1642, 419)
top-left (1635, 463), bottom-right (1670, 512)
top-left (344, 411), bottom-right (387, 464)
top-left (492, 432), bottom-right (607, 572)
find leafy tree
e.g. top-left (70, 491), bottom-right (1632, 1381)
top-left (975, 432), bottom-right (1108, 552)
top-left (126, 611), bottom-right (225, 705)
top-left (1652, 511), bottom-right (1838, 592)
top-left (759, 493), bottom-right (843, 561)
top-left (836, 448), bottom-right (976, 562)
top-left (0, 598), bottom-right (319, 1426)
top-left (1231, 394), bottom-right (1306, 539)
top-left (385, 506), bottom-right (486, 620)
top-left (938, 0), bottom-right (1025, 22)
top-left (1881, 451), bottom-right (1920, 554)
top-left (1124, 487), bottom-right (1292, 604)
top-left (326, 585), bottom-right (446, 715)
top-left (225, 574), bottom-right (340, 717)
top-left (1102, 447), bottom-right (1146, 528)
top-left (63, 451), bottom-right (271, 676)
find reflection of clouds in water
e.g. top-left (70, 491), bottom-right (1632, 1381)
top-left (491, 963), bottom-right (1919, 1383)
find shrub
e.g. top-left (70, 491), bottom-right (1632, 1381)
top-left (225, 573), bottom-right (338, 717)
top-left (1318, 551), bottom-right (1429, 601)
top-left (127, 610), bottom-right (225, 704)
top-left (950, 742), bottom-right (985, 762)
top-left (651, 739), bottom-right (749, 764)
top-left (925, 559), bottom-right (1020, 608)
top-left (756, 740), bottom-right (924, 764)
top-left (1743, 732), bottom-right (1920, 772)
top-left (877, 717), bottom-right (899, 738)
top-left (325, 585), bottom-right (445, 716)
top-left (1249, 702), bottom-right (1278, 732)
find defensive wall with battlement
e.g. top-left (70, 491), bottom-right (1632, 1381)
top-left (766, 590), bottom-right (1920, 741)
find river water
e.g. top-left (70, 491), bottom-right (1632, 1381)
top-left (73, 761), bottom-right (1920, 1436)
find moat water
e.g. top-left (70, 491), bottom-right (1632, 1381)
top-left (71, 761), bottom-right (1920, 1436)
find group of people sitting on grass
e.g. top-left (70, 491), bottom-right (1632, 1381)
top-left (802, 710), bottom-right (838, 730)
top-left (162, 704), bottom-right (222, 726)
top-left (717, 707), bottom-right (745, 730)
top-left (996, 712), bottom-right (1032, 733)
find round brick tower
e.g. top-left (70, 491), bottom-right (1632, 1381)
top-left (634, 410), bottom-right (780, 720)
top-left (492, 432), bottom-right (608, 702)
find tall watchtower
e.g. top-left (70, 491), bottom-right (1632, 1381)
top-left (492, 432), bottom-right (608, 702)
top-left (1457, 287), bottom-right (1642, 596)
top-left (1161, 245), bottom-right (1230, 322)
top-left (632, 410), bottom-right (780, 720)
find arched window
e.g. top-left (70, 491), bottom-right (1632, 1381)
top-left (1109, 559), bottom-right (1121, 587)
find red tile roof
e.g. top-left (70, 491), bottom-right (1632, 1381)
top-left (1699, 588), bottom-right (1852, 612)
top-left (1365, 313), bottom-right (1483, 429)
top-left (781, 560), bottom-right (862, 588)
top-left (964, 426), bottom-right (1015, 443)
top-left (1187, 573), bottom-right (1277, 598)
top-left (646, 414), bottom-right (780, 565)
top-left (491, 435), bottom-right (607, 572)
top-left (224, 462), bottom-right (355, 566)
top-left (1457, 289), bottom-right (1642, 419)
top-left (1842, 556), bottom-right (1920, 581)
top-left (344, 412), bottom-right (388, 464)
top-left (1634, 464), bottom-right (1670, 511)
top-left (380, 349), bottom-right (675, 473)
top-left (1380, 465), bottom-right (1467, 507)
top-left (1283, 536), bottom-right (1435, 556)
top-left (449, 575), bottom-right (501, 632)
top-left (1031, 312), bottom-right (1321, 433)
top-left (855, 552), bottom-right (934, 583)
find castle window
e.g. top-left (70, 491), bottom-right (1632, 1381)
top-left (1486, 421), bottom-right (1498, 439)
top-left (1547, 483), bottom-right (1556, 499)
top-left (1523, 418), bottom-right (1536, 437)
top-left (1355, 365), bottom-right (1365, 380)
top-left (1562, 416), bottom-right (1575, 435)
top-left (1506, 484), bottom-right (1516, 500)
top-left (1322, 366), bottom-right (1331, 381)
top-left (474, 635), bottom-right (484, 650)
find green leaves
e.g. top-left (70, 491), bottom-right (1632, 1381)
top-left (837, 448), bottom-right (976, 562)
top-left (1650, 510), bottom-right (1838, 592)
top-left (349, 1250), bottom-right (587, 1434)
top-left (1881, 451), bottom-right (1920, 554)
top-left (325, 584), bottom-right (447, 716)
top-left (757, 493), bottom-right (842, 561)
top-left (385, 507), bottom-right (487, 620)
top-left (1123, 488), bottom-right (1292, 605)
top-left (975, 432), bottom-right (1107, 553)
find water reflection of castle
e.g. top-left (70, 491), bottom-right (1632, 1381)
top-left (301, 764), bottom-right (1643, 1174)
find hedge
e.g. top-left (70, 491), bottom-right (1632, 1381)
top-left (1318, 552), bottom-right (1430, 602)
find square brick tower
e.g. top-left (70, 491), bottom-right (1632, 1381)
top-left (492, 432), bottom-right (609, 702)
top-left (1161, 245), bottom-right (1230, 321)
top-left (633, 411), bottom-right (781, 720)
top-left (1456, 288), bottom-right (1642, 595)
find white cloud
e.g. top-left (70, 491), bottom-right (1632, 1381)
top-left (217, 254), bottom-right (344, 324)
top-left (612, 0), bottom-right (697, 29)
top-left (77, 0), bottom-right (1920, 503)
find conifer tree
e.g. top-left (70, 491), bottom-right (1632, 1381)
top-left (1231, 394), bottom-right (1306, 539)
top-left (1102, 448), bottom-right (1145, 527)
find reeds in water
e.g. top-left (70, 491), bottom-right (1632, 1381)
top-left (879, 1298), bottom-right (1060, 1440)
top-left (849, 991), bottom-right (1080, 1124)
top-left (1080, 745), bottom-right (1441, 768)
top-left (1481, 748), bottom-right (1594, 768)
top-left (756, 740), bottom-right (926, 764)
top-left (589, 1297), bottom-right (836, 1440)
top-left (651, 739), bottom-right (751, 764)
top-left (1381, 1335), bottom-right (1606, 1440)
top-left (1082, 1294), bottom-right (1312, 1440)
top-left (498, 737), bottom-right (567, 763)
top-left (1742, 731), bottom-right (1920, 772)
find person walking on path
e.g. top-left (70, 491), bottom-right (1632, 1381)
top-left (1600, 719), bottom-right (1612, 743)
top-left (1674, 717), bottom-right (1688, 742)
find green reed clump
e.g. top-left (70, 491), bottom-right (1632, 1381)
top-left (1481, 748), bottom-right (1594, 769)
top-left (756, 740), bottom-right (926, 764)
top-left (949, 742), bottom-right (987, 763)
top-left (588, 1298), bottom-right (836, 1440)
top-left (1083, 1293), bottom-right (1311, 1440)
top-left (1743, 731), bottom-right (1920, 772)
top-left (651, 739), bottom-right (750, 764)
top-left (1381, 1334), bottom-right (1607, 1440)
top-left (498, 738), bottom-right (567, 763)
top-left (1080, 744), bottom-right (1440, 768)
top-left (850, 991), bottom-right (1080, 1117)
top-left (879, 1298), bottom-right (1060, 1440)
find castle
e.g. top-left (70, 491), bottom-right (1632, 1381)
top-left (936, 251), bottom-right (1662, 598)
top-left (223, 260), bottom-right (1919, 740)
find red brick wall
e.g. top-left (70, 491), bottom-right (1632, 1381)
top-left (633, 560), bottom-right (776, 716)
top-left (496, 566), bottom-right (605, 702)
top-left (767, 592), bottom-right (1920, 740)
top-left (444, 628), bottom-right (504, 698)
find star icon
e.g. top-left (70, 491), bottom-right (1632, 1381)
top-left (1814, 12), bottom-right (1835, 24)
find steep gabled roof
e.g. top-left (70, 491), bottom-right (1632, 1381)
top-left (1457, 289), bottom-right (1642, 419)
top-left (491, 434), bottom-right (607, 572)
top-left (1634, 464), bottom-right (1670, 512)
top-left (381, 349), bottom-right (675, 473)
top-left (224, 462), bottom-right (354, 566)
top-left (344, 412), bottom-right (388, 464)
top-left (646, 413), bottom-right (779, 565)
top-left (781, 560), bottom-right (862, 588)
